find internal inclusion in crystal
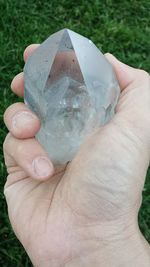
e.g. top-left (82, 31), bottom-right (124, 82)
top-left (24, 29), bottom-right (120, 164)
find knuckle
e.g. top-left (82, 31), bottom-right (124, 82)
top-left (24, 44), bottom-right (34, 57)
top-left (3, 185), bottom-right (8, 198)
top-left (4, 103), bottom-right (18, 117)
top-left (3, 132), bottom-right (12, 152)
top-left (11, 75), bottom-right (16, 89)
top-left (3, 178), bottom-right (10, 197)
top-left (24, 44), bottom-right (32, 54)
top-left (137, 69), bottom-right (150, 80)
top-left (16, 142), bottom-right (24, 155)
top-left (3, 106), bottom-right (11, 121)
top-left (3, 133), bottom-right (24, 158)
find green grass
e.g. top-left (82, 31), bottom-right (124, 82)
top-left (0, 0), bottom-right (150, 266)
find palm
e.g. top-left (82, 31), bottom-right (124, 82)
top-left (4, 114), bottom-right (148, 265)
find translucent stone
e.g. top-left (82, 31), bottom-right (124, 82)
top-left (24, 29), bottom-right (120, 165)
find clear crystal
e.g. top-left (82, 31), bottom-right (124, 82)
top-left (24, 29), bottom-right (120, 165)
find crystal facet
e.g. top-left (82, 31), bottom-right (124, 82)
top-left (24, 29), bottom-right (120, 164)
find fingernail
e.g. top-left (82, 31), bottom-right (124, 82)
top-left (32, 156), bottom-right (53, 178)
top-left (105, 52), bottom-right (112, 57)
top-left (12, 111), bottom-right (37, 129)
top-left (105, 53), bottom-right (116, 60)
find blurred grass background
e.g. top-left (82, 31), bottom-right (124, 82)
top-left (0, 0), bottom-right (150, 266)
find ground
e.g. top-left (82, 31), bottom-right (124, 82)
top-left (0, 0), bottom-right (150, 266)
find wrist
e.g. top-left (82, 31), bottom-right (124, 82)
top-left (71, 215), bottom-right (150, 267)
top-left (98, 226), bottom-right (150, 267)
top-left (30, 215), bottom-right (150, 267)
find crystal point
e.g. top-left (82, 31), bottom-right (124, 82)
top-left (24, 29), bottom-right (120, 164)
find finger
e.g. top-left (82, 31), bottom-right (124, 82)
top-left (11, 72), bottom-right (24, 97)
top-left (3, 133), bottom-right (54, 181)
top-left (4, 102), bottom-right (40, 139)
top-left (11, 44), bottom-right (40, 97)
top-left (23, 44), bottom-right (40, 62)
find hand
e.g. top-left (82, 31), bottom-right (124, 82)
top-left (3, 45), bottom-right (150, 267)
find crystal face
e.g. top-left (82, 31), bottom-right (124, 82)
top-left (24, 29), bottom-right (120, 165)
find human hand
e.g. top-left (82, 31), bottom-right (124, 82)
top-left (3, 45), bottom-right (150, 266)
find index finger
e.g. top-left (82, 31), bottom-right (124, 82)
top-left (23, 44), bottom-right (40, 62)
top-left (11, 44), bottom-right (40, 97)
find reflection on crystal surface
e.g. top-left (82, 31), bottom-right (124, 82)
top-left (24, 29), bottom-right (120, 164)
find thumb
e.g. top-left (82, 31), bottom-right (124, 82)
top-left (105, 53), bottom-right (137, 90)
top-left (105, 53), bottom-right (150, 144)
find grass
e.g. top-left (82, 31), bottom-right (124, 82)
top-left (0, 0), bottom-right (150, 266)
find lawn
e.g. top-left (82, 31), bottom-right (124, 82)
top-left (0, 0), bottom-right (150, 266)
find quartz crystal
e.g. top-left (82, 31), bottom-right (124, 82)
top-left (24, 29), bottom-right (120, 165)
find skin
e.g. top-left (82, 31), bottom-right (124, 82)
top-left (3, 44), bottom-right (150, 267)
